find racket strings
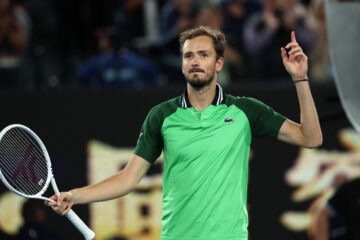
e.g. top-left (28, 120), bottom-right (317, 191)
top-left (10, 128), bottom-right (49, 180)
top-left (0, 133), bottom-right (41, 193)
top-left (3, 129), bottom-right (49, 192)
top-left (0, 130), bottom-right (46, 195)
top-left (0, 127), bottom-right (49, 196)
top-left (1, 130), bottom-right (44, 180)
top-left (0, 137), bottom-right (38, 193)
top-left (0, 128), bottom-right (48, 195)
top-left (2, 130), bottom-right (47, 181)
top-left (10, 128), bottom-right (49, 186)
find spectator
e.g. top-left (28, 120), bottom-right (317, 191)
top-left (195, 5), bottom-right (243, 85)
top-left (220, 0), bottom-right (263, 79)
top-left (113, 0), bottom-right (146, 42)
top-left (160, 0), bottom-right (199, 54)
top-left (0, 0), bottom-right (26, 88)
top-left (243, 0), bottom-right (314, 79)
top-left (78, 26), bottom-right (160, 88)
top-left (306, 0), bottom-right (333, 82)
top-left (21, 0), bottom-right (59, 89)
top-left (15, 199), bottom-right (64, 240)
top-left (221, 0), bottom-right (262, 53)
top-left (159, 0), bottom-right (200, 82)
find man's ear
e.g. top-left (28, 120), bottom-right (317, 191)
top-left (215, 57), bottom-right (224, 73)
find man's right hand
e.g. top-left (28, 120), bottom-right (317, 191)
top-left (44, 154), bottom-right (151, 215)
top-left (45, 191), bottom-right (75, 216)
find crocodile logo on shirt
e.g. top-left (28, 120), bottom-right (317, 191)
top-left (224, 117), bottom-right (234, 123)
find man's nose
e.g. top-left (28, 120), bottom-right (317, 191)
top-left (191, 56), bottom-right (199, 66)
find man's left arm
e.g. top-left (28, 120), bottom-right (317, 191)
top-left (277, 31), bottom-right (322, 148)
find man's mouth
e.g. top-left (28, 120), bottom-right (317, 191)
top-left (189, 68), bottom-right (204, 73)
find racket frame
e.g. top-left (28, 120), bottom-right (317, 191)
top-left (0, 124), bottom-right (53, 202)
top-left (0, 124), bottom-right (95, 240)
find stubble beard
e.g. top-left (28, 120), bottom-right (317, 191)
top-left (185, 71), bottom-right (215, 91)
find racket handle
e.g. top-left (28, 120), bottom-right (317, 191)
top-left (65, 209), bottom-right (95, 240)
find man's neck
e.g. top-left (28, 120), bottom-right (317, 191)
top-left (187, 81), bottom-right (217, 111)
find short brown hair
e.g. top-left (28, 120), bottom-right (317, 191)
top-left (179, 26), bottom-right (226, 59)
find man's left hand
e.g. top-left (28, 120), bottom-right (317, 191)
top-left (281, 31), bottom-right (308, 81)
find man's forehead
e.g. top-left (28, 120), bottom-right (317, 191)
top-left (183, 36), bottom-right (214, 52)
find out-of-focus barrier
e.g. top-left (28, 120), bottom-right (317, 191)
top-left (325, 0), bottom-right (360, 132)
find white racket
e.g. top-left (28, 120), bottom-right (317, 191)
top-left (0, 124), bottom-right (95, 240)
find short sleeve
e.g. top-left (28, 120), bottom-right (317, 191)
top-left (134, 106), bottom-right (164, 164)
top-left (235, 97), bottom-right (287, 138)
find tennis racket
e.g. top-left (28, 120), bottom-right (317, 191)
top-left (0, 124), bottom-right (95, 240)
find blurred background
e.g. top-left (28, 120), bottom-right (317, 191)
top-left (0, 0), bottom-right (359, 240)
top-left (0, 0), bottom-right (334, 90)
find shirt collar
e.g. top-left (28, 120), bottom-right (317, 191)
top-left (181, 83), bottom-right (224, 108)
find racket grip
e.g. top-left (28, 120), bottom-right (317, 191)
top-left (65, 209), bottom-right (95, 240)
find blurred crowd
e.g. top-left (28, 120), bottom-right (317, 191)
top-left (0, 0), bottom-right (334, 90)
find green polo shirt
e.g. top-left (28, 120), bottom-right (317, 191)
top-left (134, 84), bottom-right (286, 240)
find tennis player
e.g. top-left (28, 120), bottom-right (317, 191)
top-left (46, 26), bottom-right (322, 240)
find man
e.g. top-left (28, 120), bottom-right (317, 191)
top-left (46, 26), bottom-right (322, 240)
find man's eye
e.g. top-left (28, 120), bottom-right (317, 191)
top-left (184, 55), bottom-right (192, 59)
top-left (201, 54), bottom-right (208, 58)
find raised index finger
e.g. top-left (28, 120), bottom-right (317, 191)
top-left (291, 31), bottom-right (297, 43)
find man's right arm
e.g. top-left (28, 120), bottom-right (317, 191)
top-left (46, 154), bottom-right (151, 215)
